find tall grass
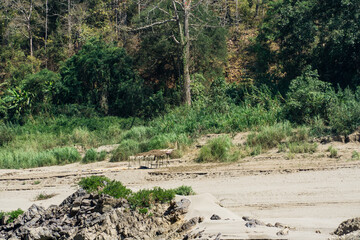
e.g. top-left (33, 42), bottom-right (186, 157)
top-left (197, 136), bottom-right (239, 163)
top-left (0, 99), bottom-right (282, 168)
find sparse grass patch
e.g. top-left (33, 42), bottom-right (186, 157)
top-left (352, 151), bottom-right (360, 160)
top-left (247, 122), bottom-right (292, 150)
top-left (174, 185), bottom-right (195, 196)
top-left (288, 142), bottom-right (317, 154)
top-left (110, 139), bottom-right (140, 162)
top-left (197, 136), bottom-right (239, 163)
top-left (35, 193), bottom-right (57, 201)
top-left (33, 180), bottom-right (41, 185)
top-left (328, 146), bottom-right (338, 158)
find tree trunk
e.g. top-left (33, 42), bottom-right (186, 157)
top-left (68, 0), bottom-right (72, 55)
top-left (183, 1), bottom-right (191, 106)
top-left (45, 0), bottom-right (48, 67)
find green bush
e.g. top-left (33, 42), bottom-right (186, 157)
top-left (100, 181), bottom-right (132, 199)
top-left (284, 67), bottom-right (335, 124)
top-left (197, 135), bottom-right (238, 162)
top-left (174, 186), bottom-right (195, 196)
top-left (78, 176), bottom-right (111, 193)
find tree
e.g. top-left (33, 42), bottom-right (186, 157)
top-left (57, 38), bottom-right (144, 117)
top-left (255, 0), bottom-right (360, 89)
top-left (132, 0), bottom-right (227, 105)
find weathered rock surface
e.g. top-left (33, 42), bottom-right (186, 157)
top-left (333, 218), bottom-right (360, 236)
top-left (0, 189), bottom-right (200, 240)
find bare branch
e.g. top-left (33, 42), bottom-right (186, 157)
top-left (130, 18), bottom-right (176, 32)
top-left (171, 34), bottom-right (180, 44)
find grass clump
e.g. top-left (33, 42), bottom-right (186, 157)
top-left (328, 146), bottom-right (338, 158)
top-left (35, 193), bottom-right (57, 201)
top-left (110, 139), bottom-right (140, 162)
top-left (0, 124), bottom-right (14, 146)
top-left (0, 209), bottom-right (24, 224)
top-left (174, 185), bottom-right (195, 196)
top-left (352, 151), bottom-right (360, 160)
top-left (288, 142), bottom-right (318, 154)
top-left (82, 149), bottom-right (106, 163)
top-left (247, 122), bottom-right (292, 150)
top-left (197, 135), bottom-right (238, 163)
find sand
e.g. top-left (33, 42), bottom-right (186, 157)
top-left (1, 137), bottom-right (360, 239)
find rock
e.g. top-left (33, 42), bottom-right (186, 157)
top-left (178, 217), bottom-right (203, 233)
top-left (173, 198), bottom-right (191, 215)
top-left (276, 228), bottom-right (289, 236)
top-left (333, 217), bottom-right (360, 236)
top-left (0, 188), bottom-right (200, 240)
top-left (210, 214), bottom-right (221, 220)
top-left (275, 222), bottom-right (285, 228)
top-left (315, 229), bottom-right (321, 234)
top-left (245, 221), bottom-right (257, 228)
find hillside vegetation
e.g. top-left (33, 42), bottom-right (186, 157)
top-left (0, 0), bottom-right (359, 168)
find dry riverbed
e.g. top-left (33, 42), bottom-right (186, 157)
top-left (0, 135), bottom-right (360, 239)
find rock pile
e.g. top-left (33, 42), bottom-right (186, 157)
top-left (333, 217), bottom-right (360, 238)
top-left (0, 189), bottom-right (202, 240)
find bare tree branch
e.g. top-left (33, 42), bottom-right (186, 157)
top-left (130, 18), bottom-right (176, 32)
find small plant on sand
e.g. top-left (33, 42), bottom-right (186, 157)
top-left (174, 185), bottom-right (196, 196)
top-left (35, 193), bottom-right (57, 201)
top-left (328, 146), bottom-right (338, 158)
top-left (33, 180), bottom-right (41, 185)
top-left (352, 151), bottom-right (360, 160)
top-left (197, 136), bottom-right (238, 162)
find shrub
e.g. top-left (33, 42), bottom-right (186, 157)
top-left (78, 176), bottom-right (111, 193)
top-left (197, 135), bottom-right (238, 162)
top-left (174, 186), bottom-right (195, 196)
top-left (284, 67), bottom-right (335, 124)
top-left (100, 181), bottom-right (132, 199)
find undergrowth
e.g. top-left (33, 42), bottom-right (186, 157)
top-left (0, 209), bottom-right (24, 224)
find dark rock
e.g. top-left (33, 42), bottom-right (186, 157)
top-left (276, 228), bottom-right (289, 236)
top-left (333, 217), bottom-right (360, 236)
top-left (245, 221), bottom-right (257, 228)
top-left (210, 214), bottom-right (221, 220)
